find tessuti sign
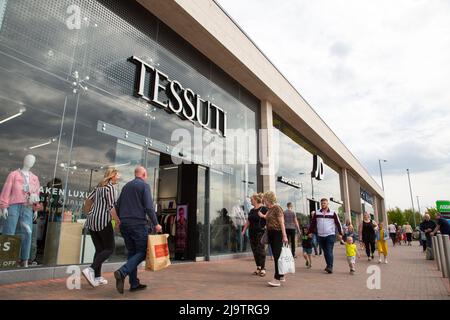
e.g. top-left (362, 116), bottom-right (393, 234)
top-left (436, 200), bottom-right (450, 213)
top-left (0, 235), bottom-right (21, 268)
top-left (130, 56), bottom-right (227, 137)
top-left (311, 155), bottom-right (324, 180)
top-left (277, 176), bottom-right (301, 189)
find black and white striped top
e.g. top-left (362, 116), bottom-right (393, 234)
top-left (85, 182), bottom-right (117, 232)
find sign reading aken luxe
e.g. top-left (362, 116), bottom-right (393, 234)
top-left (130, 56), bottom-right (227, 137)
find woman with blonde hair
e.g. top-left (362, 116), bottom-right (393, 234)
top-left (258, 191), bottom-right (288, 287)
top-left (82, 168), bottom-right (121, 287)
top-left (242, 193), bottom-right (268, 276)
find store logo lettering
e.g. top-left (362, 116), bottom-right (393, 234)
top-left (130, 56), bottom-right (227, 137)
top-left (311, 155), bottom-right (324, 180)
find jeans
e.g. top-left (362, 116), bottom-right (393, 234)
top-left (2, 204), bottom-right (33, 261)
top-left (312, 234), bottom-right (322, 255)
top-left (421, 239), bottom-right (427, 252)
top-left (118, 223), bottom-right (148, 289)
top-left (30, 223), bottom-right (38, 262)
top-left (90, 222), bottom-right (115, 278)
top-left (285, 229), bottom-right (296, 257)
top-left (268, 230), bottom-right (283, 280)
top-left (318, 235), bottom-right (336, 270)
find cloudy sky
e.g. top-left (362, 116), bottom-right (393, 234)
top-left (218, 0), bottom-right (450, 211)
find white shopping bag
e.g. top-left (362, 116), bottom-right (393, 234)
top-left (278, 244), bottom-right (295, 274)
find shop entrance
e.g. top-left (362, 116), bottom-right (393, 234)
top-left (154, 153), bottom-right (201, 261)
top-left (74, 140), bottom-right (205, 266)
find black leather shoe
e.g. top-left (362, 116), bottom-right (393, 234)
top-left (325, 267), bottom-right (333, 274)
top-left (130, 284), bottom-right (147, 292)
top-left (114, 270), bottom-right (125, 294)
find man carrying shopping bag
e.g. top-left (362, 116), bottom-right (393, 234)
top-left (113, 166), bottom-right (162, 294)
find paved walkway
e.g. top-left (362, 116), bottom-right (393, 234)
top-left (0, 243), bottom-right (449, 300)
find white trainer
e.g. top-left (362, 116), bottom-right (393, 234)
top-left (268, 280), bottom-right (281, 287)
top-left (95, 277), bottom-right (108, 285)
top-left (384, 259), bottom-right (388, 264)
top-left (82, 267), bottom-right (98, 287)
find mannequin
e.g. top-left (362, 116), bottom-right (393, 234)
top-left (0, 154), bottom-right (41, 267)
top-left (231, 198), bottom-right (245, 252)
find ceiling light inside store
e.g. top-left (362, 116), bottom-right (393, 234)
top-left (163, 166), bottom-right (178, 170)
top-left (29, 137), bottom-right (57, 150)
top-left (0, 107), bottom-right (26, 124)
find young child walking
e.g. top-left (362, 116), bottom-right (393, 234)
top-left (345, 236), bottom-right (360, 274)
top-left (376, 223), bottom-right (389, 263)
top-left (301, 227), bottom-right (313, 269)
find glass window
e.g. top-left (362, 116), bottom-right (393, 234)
top-left (0, 0), bottom-right (259, 270)
top-left (273, 115), bottom-right (343, 225)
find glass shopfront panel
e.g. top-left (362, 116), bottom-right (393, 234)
top-left (273, 115), bottom-right (343, 226)
top-left (0, 0), bottom-right (258, 269)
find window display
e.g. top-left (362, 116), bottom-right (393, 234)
top-left (0, 0), bottom-right (258, 270)
top-left (0, 155), bottom-right (42, 267)
top-left (273, 115), bottom-right (343, 225)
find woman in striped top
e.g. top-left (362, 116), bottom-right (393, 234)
top-left (82, 168), bottom-right (120, 288)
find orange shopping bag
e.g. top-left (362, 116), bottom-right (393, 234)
top-left (146, 234), bottom-right (171, 271)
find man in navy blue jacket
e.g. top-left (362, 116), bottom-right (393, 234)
top-left (114, 166), bottom-right (162, 294)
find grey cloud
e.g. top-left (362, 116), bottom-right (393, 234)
top-left (362, 140), bottom-right (447, 176)
top-left (329, 41), bottom-right (351, 58)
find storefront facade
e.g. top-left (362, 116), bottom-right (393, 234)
top-left (273, 115), bottom-right (344, 226)
top-left (0, 0), bottom-right (386, 281)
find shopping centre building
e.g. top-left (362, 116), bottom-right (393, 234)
top-left (0, 0), bottom-right (385, 283)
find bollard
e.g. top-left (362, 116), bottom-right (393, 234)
top-left (442, 235), bottom-right (450, 281)
top-left (437, 234), bottom-right (448, 278)
top-left (432, 236), bottom-right (441, 271)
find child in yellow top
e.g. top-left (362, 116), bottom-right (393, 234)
top-left (376, 224), bottom-right (389, 264)
top-left (345, 236), bottom-right (360, 274)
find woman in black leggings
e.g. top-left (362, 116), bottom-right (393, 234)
top-left (359, 212), bottom-right (377, 261)
top-left (82, 168), bottom-right (121, 287)
top-left (258, 191), bottom-right (288, 287)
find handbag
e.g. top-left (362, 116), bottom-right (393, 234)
top-left (260, 229), bottom-right (268, 245)
top-left (82, 198), bottom-right (93, 215)
top-left (82, 187), bottom-right (97, 215)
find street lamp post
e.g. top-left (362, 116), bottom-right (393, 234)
top-left (378, 159), bottom-right (387, 190)
top-left (299, 173), bottom-right (306, 215)
top-left (416, 195), bottom-right (422, 216)
top-left (406, 169), bottom-right (417, 228)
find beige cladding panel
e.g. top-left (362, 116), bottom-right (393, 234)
top-left (348, 173), bottom-right (361, 214)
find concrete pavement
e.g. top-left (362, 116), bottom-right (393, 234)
top-left (0, 243), bottom-right (448, 300)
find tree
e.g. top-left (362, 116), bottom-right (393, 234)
top-left (425, 207), bottom-right (439, 220)
top-left (403, 209), bottom-right (421, 228)
top-left (387, 207), bottom-right (406, 226)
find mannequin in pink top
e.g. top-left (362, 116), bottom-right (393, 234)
top-left (0, 154), bottom-right (41, 267)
